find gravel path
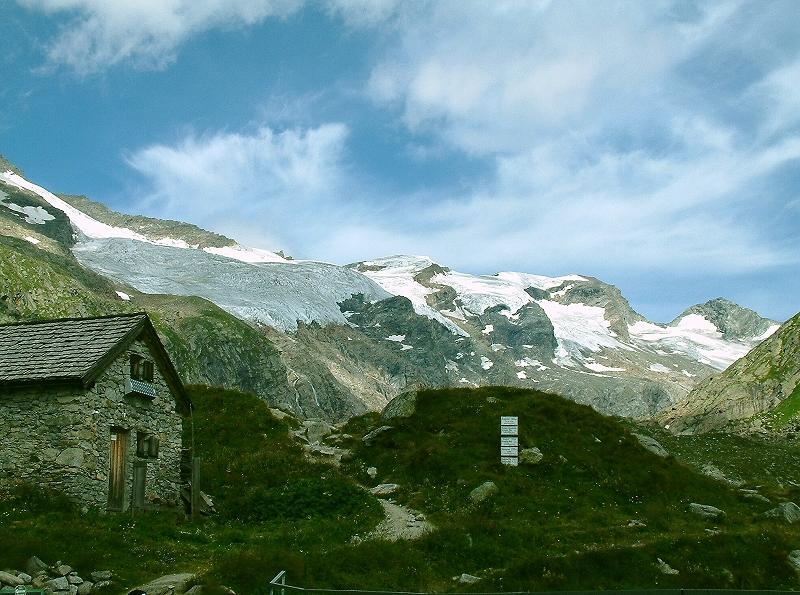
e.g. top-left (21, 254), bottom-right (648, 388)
top-left (368, 500), bottom-right (434, 541)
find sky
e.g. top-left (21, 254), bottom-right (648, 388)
top-left (1, 0), bottom-right (799, 323)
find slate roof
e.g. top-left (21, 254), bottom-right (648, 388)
top-left (0, 313), bottom-right (149, 385)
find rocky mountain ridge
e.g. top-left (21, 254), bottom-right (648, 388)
top-left (663, 312), bottom-right (800, 434)
top-left (0, 159), bottom-right (784, 422)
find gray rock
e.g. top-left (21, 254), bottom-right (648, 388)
top-left (457, 573), bottom-right (481, 584)
top-left (789, 550), bottom-right (800, 573)
top-left (381, 391), bottom-right (418, 420)
top-left (47, 576), bottom-right (70, 591)
top-left (269, 407), bottom-right (290, 420)
top-left (128, 573), bottom-right (195, 595)
top-left (54, 448), bottom-right (84, 468)
top-left (78, 581), bottom-right (94, 595)
top-left (0, 571), bottom-right (24, 586)
top-left (89, 571), bottom-right (112, 583)
top-left (367, 466), bottom-right (378, 479)
top-left (17, 573), bottom-right (32, 584)
top-left (26, 556), bottom-right (49, 575)
top-left (763, 502), bottom-right (800, 524)
top-left (94, 581), bottom-right (112, 590)
top-left (370, 483), bottom-right (400, 496)
top-left (633, 433), bottom-right (669, 458)
top-left (362, 426), bottom-right (393, 445)
top-left (184, 586), bottom-right (204, 595)
top-left (689, 503), bottom-right (725, 519)
top-left (739, 489), bottom-right (770, 503)
top-left (655, 558), bottom-right (679, 575)
top-left (700, 464), bottom-right (744, 486)
top-left (469, 481), bottom-right (498, 504)
top-left (68, 574), bottom-right (84, 585)
top-left (301, 419), bottom-right (333, 444)
top-left (519, 447), bottom-right (543, 465)
top-left (69, 586), bottom-right (79, 595)
top-left (56, 565), bottom-right (73, 577)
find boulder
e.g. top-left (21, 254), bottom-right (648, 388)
top-left (763, 502), bottom-right (800, 524)
top-left (26, 556), bottom-right (49, 575)
top-left (127, 573), bottom-right (195, 595)
top-left (0, 571), bottom-right (24, 587)
top-left (370, 483), bottom-right (400, 496)
top-left (362, 426), bottom-right (393, 446)
top-left (90, 571), bottom-right (112, 583)
top-left (689, 503), bottom-right (725, 519)
top-left (269, 407), bottom-right (290, 420)
top-left (655, 558), bottom-right (679, 575)
top-left (301, 419), bottom-right (333, 445)
top-left (739, 489), bottom-right (770, 503)
top-left (519, 447), bottom-right (543, 465)
top-left (68, 574), bottom-right (84, 585)
top-left (94, 581), bottom-right (112, 590)
top-left (47, 576), bottom-right (71, 591)
top-left (78, 581), bottom-right (95, 595)
top-left (457, 573), bottom-right (481, 584)
top-left (633, 433), bottom-right (669, 458)
top-left (469, 481), bottom-right (498, 504)
top-left (700, 464), bottom-right (743, 487)
top-left (381, 391), bottom-right (418, 420)
top-left (17, 573), bottom-right (32, 584)
top-left (57, 565), bottom-right (73, 576)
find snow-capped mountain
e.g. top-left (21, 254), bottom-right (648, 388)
top-left (0, 165), bottom-right (782, 421)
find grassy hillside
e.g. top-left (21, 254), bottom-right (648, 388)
top-left (2, 387), bottom-right (798, 593)
top-left (0, 386), bottom-right (381, 593)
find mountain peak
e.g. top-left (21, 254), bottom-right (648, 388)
top-left (670, 298), bottom-right (778, 342)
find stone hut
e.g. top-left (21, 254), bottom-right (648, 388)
top-left (0, 313), bottom-right (190, 511)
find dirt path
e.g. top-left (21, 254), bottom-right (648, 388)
top-left (368, 499), bottom-right (434, 541)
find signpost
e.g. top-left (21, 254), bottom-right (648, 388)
top-left (500, 416), bottom-right (518, 466)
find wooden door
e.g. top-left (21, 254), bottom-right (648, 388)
top-left (108, 429), bottom-right (128, 510)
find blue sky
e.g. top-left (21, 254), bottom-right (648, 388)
top-left (1, 0), bottom-right (799, 322)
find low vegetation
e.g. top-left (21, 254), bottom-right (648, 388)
top-left (1, 386), bottom-right (799, 593)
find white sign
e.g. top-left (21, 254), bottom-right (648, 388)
top-left (500, 425), bottom-right (518, 436)
top-left (500, 436), bottom-right (518, 447)
top-left (500, 416), bottom-right (518, 425)
top-left (500, 446), bottom-right (518, 456)
top-left (501, 456), bottom-right (518, 466)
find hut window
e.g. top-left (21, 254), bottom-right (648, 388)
top-left (136, 431), bottom-right (160, 458)
top-left (130, 355), bottom-right (155, 382)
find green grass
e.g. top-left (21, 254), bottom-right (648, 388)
top-left (1, 386), bottom-right (798, 593)
top-left (764, 382), bottom-right (800, 428)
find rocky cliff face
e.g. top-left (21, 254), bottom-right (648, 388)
top-left (662, 312), bottom-right (800, 434)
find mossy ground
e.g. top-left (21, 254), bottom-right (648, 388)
top-left (2, 386), bottom-right (798, 593)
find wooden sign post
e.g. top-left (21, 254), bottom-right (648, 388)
top-left (500, 416), bottom-right (518, 465)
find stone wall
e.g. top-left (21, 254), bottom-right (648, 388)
top-left (0, 338), bottom-right (183, 510)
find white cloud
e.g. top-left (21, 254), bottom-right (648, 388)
top-left (365, 2), bottom-right (702, 155)
top-left (126, 123), bottom-right (351, 253)
top-left (112, 1), bottom-right (799, 285)
top-left (18, 0), bottom-right (302, 74)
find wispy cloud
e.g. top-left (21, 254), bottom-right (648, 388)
top-left (126, 123), bottom-right (350, 253)
top-left (17, 0), bottom-right (303, 74)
